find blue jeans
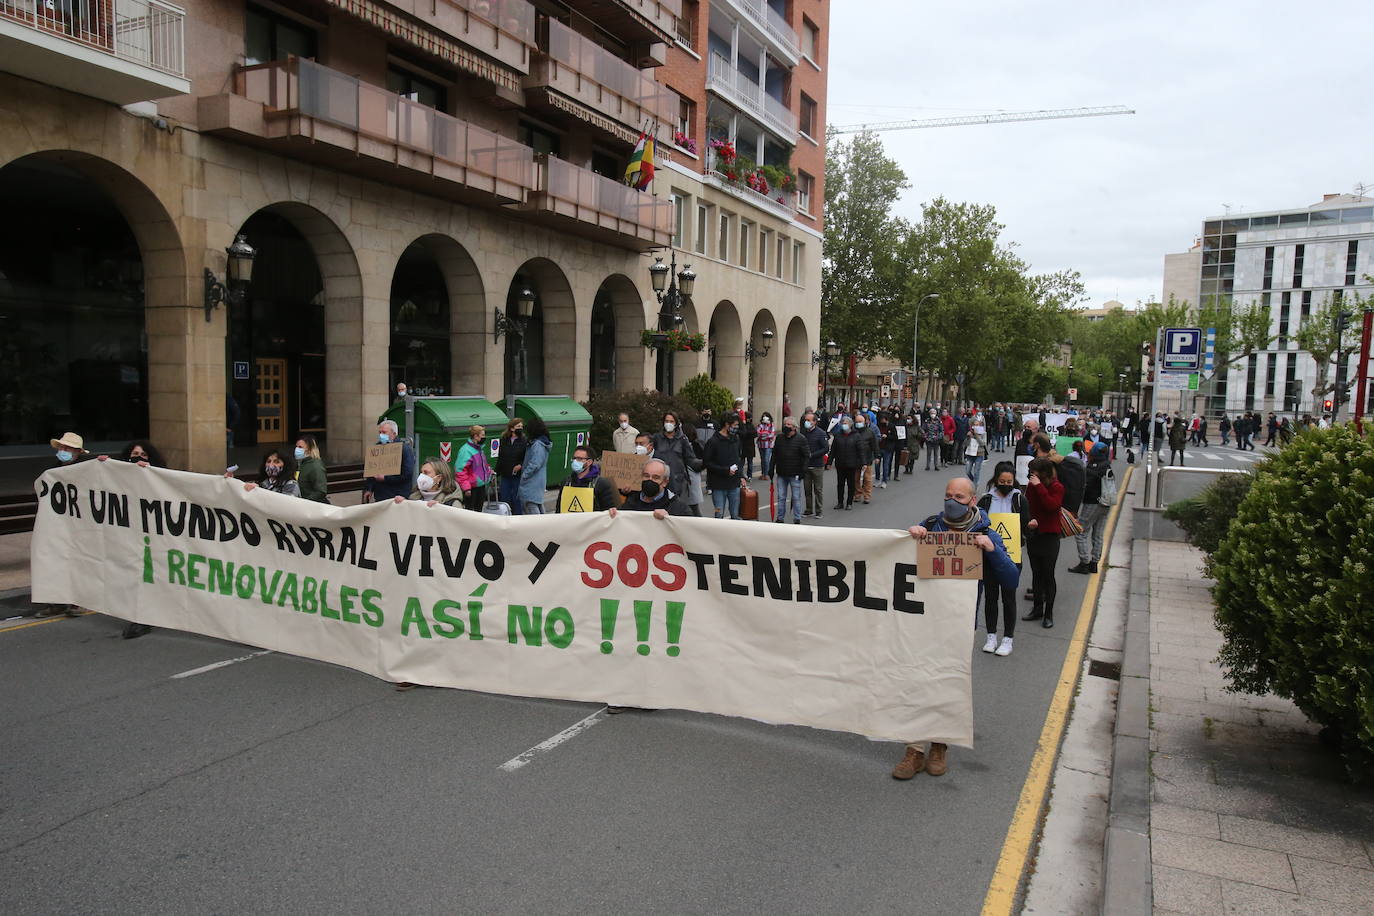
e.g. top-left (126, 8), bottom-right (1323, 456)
top-left (759, 446), bottom-right (773, 477)
top-left (965, 455), bottom-right (984, 487)
top-left (499, 476), bottom-right (523, 514)
top-left (745, 456), bottom-right (755, 477)
top-left (711, 486), bottom-right (741, 519)
top-left (880, 449), bottom-right (895, 481)
top-left (775, 474), bottom-right (803, 521)
top-left (523, 502), bottom-right (544, 515)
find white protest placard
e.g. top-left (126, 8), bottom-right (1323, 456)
top-left (32, 462), bottom-right (976, 746)
top-left (895, 425), bottom-right (907, 441)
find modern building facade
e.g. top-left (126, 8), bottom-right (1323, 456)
top-left (1184, 195), bottom-right (1373, 416)
top-left (0, 0), bottom-right (827, 486)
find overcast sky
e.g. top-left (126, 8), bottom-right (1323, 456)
top-left (825, 1), bottom-right (1373, 309)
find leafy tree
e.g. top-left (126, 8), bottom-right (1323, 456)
top-left (821, 130), bottom-right (910, 361)
top-left (1294, 291), bottom-right (1364, 408)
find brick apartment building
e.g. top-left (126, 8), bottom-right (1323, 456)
top-left (0, 0), bottom-right (828, 485)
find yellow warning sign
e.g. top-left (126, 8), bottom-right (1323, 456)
top-left (560, 487), bottom-right (591, 513)
top-left (989, 512), bottom-right (1022, 564)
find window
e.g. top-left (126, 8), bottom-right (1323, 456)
top-left (677, 97), bottom-right (695, 146)
top-left (797, 171), bottom-right (814, 214)
top-left (695, 204), bottom-right (710, 255)
top-left (792, 241), bottom-right (803, 284)
top-left (739, 220), bottom-right (753, 267)
top-left (1284, 354), bottom-right (1299, 411)
top-left (1292, 244), bottom-right (1305, 288)
top-left (1261, 245), bottom-right (1274, 290)
top-left (519, 121), bottom-right (561, 157)
top-left (671, 193), bottom-right (686, 249)
top-left (776, 235), bottom-right (785, 278)
top-left (1265, 352), bottom-right (1277, 398)
top-left (590, 149), bottom-right (619, 179)
top-left (245, 4), bottom-right (317, 66)
top-left (1245, 353), bottom-right (1257, 411)
top-left (759, 228), bottom-right (770, 273)
top-left (1301, 290), bottom-right (1312, 325)
top-left (1346, 240), bottom-right (1359, 286)
top-left (387, 66), bottom-right (447, 110)
top-left (801, 17), bottom-right (819, 60)
top-left (1279, 292), bottom-right (1291, 346)
top-left (718, 211), bottom-right (731, 260)
top-left (799, 93), bottom-right (818, 138)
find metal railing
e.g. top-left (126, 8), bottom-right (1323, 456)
top-left (236, 58), bottom-right (537, 197)
top-left (0, 0), bottom-right (185, 76)
top-left (444, 0), bottom-right (534, 44)
top-left (705, 52), bottom-right (798, 141)
top-left (1145, 455), bottom-right (1251, 508)
top-left (718, 0), bottom-right (798, 58)
top-left (539, 155), bottom-right (673, 239)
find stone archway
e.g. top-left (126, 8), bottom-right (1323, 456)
top-left (386, 233), bottom-right (486, 398)
top-left (782, 316), bottom-right (813, 415)
top-left (707, 300), bottom-right (745, 399)
top-left (671, 296), bottom-right (703, 394)
top-left (590, 273), bottom-right (650, 392)
top-left (505, 257), bottom-right (576, 397)
top-left (748, 309), bottom-right (780, 418)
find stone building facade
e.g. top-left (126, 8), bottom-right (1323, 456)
top-left (0, 0), bottom-right (827, 486)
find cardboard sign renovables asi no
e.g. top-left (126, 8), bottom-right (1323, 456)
top-left (916, 532), bottom-right (985, 580)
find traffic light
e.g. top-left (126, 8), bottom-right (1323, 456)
top-left (1336, 311), bottom-right (1353, 334)
top-left (1323, 398), bottom-right (1334, 412)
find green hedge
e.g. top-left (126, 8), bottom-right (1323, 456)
top-left (1210, 424), bottom-right (1374, 781)
top-left (581, 389), bottom-right (701, 454)
top-left (677, 373), bottom-right (736, 418)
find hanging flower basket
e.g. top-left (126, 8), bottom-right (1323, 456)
top-left (641, 328), bottom-right (706, 351)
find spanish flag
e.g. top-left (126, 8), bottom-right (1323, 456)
top-left (624, 132), bottom-right (655, 190)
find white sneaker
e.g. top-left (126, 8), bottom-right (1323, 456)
top-left (995, 637), bottom-right (1013, 656)
top-left (982, 633), bottom-right (998, 653)
top-left (880, 481), bottom-right (887, 489)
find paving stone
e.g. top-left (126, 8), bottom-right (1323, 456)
top-left (1153, 802), bottom-right (1221, 838)
top-left (1219, 815), bottom-right (1372, 868)
top-left (1151, 829), bottom-right (1296, 891)
top-left (1219, 878), bottom-right (1372, 916)
top-left (1289, 855), bottom-right (1374, 907)
top-left (1152, 863), bottom-right (1222, 914)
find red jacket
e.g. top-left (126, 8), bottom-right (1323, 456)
top-left (941, 414), bottom-right (956, 438)
top-left (1027, 475), bottom-right (1065, 532)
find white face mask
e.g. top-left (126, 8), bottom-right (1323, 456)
top-left (619, 421), bottom-right (629, 430)
top-left (416, 473), bottom-right (436, 492)
top-left (634, 445), bottom-right (648, 455)
top-left (664, 422), bottom-right (676, 433)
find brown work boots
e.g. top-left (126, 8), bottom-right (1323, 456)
top-left (891, 742), bottom-right (948, 780)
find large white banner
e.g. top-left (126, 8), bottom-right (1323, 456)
top-left (32, 462), bottom-right (975, 746)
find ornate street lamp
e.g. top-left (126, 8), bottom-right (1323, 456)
top-left (648, 254), bottom-right (694, 394)
top-left (744, 326), bottom-right (774, 362)
top-left (204, 233), bottom-right (256, 321)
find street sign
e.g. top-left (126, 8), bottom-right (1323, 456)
top-left (1067, 387), bottom-right (1078, 400)
top-left (881, 385), bottom-right (891, 398)
top-left (1157, 371), bottom-right (1200, 391)
top-left (1162, 327), bottom-right (1202, 371)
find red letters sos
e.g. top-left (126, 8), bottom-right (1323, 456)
top-left (581, 542), bottom-right (686, 591)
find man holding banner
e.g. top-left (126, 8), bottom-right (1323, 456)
top-left (897, 477), bottom-right (1019, 779)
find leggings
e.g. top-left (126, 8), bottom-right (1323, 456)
top-left (835, 466), bottom-right (859, 506)
top-left (1027, 533), bottom-right (1060, 615)
top-left (984, 572), bottom-right (1019, 637)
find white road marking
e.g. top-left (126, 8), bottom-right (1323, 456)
top-left (170, 649), bottom-right (273, 679)
top-left (1202, 452), bottom-right (1223, 462)
top-left (499, 708), bottom-right (608, 772)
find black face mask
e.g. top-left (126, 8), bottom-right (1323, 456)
top-left (641, 479), bottom-right (662, 499)
top-left (996, 484), bottom-right (1014, 495)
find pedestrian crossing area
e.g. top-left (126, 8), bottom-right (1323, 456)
top-left (1166, 448), bottom-right (1274, 463)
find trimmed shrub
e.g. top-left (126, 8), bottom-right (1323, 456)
top-left (1210, 424), bottom-right (1374, 781)
top-left (678, 373), bottom-right (735, 419)
top-left (1162, 472), bottom-right (1254, 571)
top-left (581, 389), bottom-right (700, 453)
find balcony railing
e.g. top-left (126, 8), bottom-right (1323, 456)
top-left (533, 155), bottom-right (672, 247)
top-left (705, 148), bottom-right (797, 222)
top-left (532, 18), bottom-right (678, 131)
top-left (705, 52), bottom-right (798, 143)
top-left (0, 0), bottom-right (185, 75)
top-left (235, 57), bottom-right (536, 201)
top-left (444, 0), bottom-right (534, 43)
top-left (718, 0), bottom-right (797, 60)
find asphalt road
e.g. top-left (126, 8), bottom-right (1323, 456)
top-left (1, 447), bottom-right (1131, 916)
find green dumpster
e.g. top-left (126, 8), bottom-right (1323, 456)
top-left (513, 395), bottom-right (593, 488)
top-left (381, 396), bottom-right (509, 473)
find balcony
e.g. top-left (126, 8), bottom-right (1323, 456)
top-left (525, 155), bottom-right (672, 250)
top-left (559, 0), bottom-right (680, 45)
top-left (705, 52), bottom-right (798, 144)
top-left (0, 0), bottom-right (189, 104)
top-left (525, 18), bottom-right (679, 145)
top-left (200, 57), bottom-right (536, 205)
top-left (705, 148), bottom-right (797, 222)
top-left (354, 0), bottom-right (535, 78)
top-left (717, 0), bottom-right (797, 63)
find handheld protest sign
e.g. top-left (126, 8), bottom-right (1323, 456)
top-left (599, 451), bottom-right (647, 492)
top-left (916, 532), bottom-right (985, 580)
top-left (559, 487), bottom-right (593, 513)
top-left (988, 513), bottom-right (1021, 564)
top-left (364, 442), bottom-right (404, 477)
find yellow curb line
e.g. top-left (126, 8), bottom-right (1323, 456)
top-left (0, 610), bottom-right (96, 634)
top-left (979, 463), bottom-right (1134, 915)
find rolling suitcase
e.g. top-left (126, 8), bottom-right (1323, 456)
top-left (739, 485), bottom-right (759, 520)
top-left (482, 482), bottom-right (512, 516)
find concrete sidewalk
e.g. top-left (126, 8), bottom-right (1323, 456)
top-left (1147, 540), bottom-right (1374, 914)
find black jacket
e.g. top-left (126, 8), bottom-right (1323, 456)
top-left (772, 428), bottom-right (811, 477)
top-left (738, 421), bottom-right (758, 459)
top-left (1083, 457), bottom-right (1110, 504)
top-left (830, 429), bottom-right (862, 468)
top-left (803, 424), bottom-right (829, 467)
top-left (619, 489), bottom-right (693, 516)
top-left (650, 431), bottom-right (700, 500)
top-left (854, 425), bottom-right (879, 464)
top-left (702, 431), bottom-right (743, 490)
top-left (556, 470), bottom-right (617, 512)
top-left (1057, 454), bottom-right (1087, 513)
top-left (495, 433), bottom-right (527, 477)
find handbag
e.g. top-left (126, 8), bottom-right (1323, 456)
top-left (1059, 506), bottom-right (1084, 537)
top-left (1098, 468), bottom-right (1118, 506)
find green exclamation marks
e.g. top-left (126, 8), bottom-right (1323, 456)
top-left (599, 598), bottom-right (619, 654)
top-left (142, 536), bottom-right (153, 583)
top-left (633, 599), bottom-right (652, 656)
top-left (664, 601), bottom-right (685, 657)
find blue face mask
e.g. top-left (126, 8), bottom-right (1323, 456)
top-left (804, 420), bottom-right (814, 429)
top-left (294, 447), bottom-right (306, 460)
top-left (56, 450), bottom-right (73, 463)
top-left (378, 433), bottom-right (391, 444)
top-left (571, 459), bottom-right (586, 473)
top-left (842, 423), bottom-right (852, 433)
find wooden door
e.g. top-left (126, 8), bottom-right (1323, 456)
top-left (255, 358), bottom-right (287, 443)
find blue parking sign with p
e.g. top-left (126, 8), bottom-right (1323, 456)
top-left (1162, 327), bottom-right (1202, 370)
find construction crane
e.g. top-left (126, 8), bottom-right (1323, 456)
top-left (831, 105), bottom-right (1134, 135)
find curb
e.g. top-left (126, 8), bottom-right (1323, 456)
top-left (1101, 489), bottom-right (1152, 914)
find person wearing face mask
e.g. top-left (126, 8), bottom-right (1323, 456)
top-left (292, 434), bottom-right (328, 503)
top-left (853, 412), bottom-right (879, 504)
top-left (394, 382), bottom-right (408, 402)
top-left (455, 425), bottom-right (494, 511)
top-left (651, 411), bottom-right (701, 513)
top-left (556, 445), bottom-right (617, 512)
top-left (611, 458), bottom-right (691, 517)
top-left (755, 411), bottom-right (776, 480)
top-left (801, 410), bottom-right (829, 518)
top-left (495, 418), bottom-right (528, 514)
top-left (407, 459), bottom-right (461, 507)
top-left (364, 420), bottom-right (416, 503)
top-left (703, 415), bottom-right (745, 519)
top-left (964, 417), bottom-right (988, 488)
top-left (922, 410), bottom-right (943, 471)
top-left (829, 415), bottom-right (862, 510)
top-left (50, 432), bottom-right (90, 468)
top-left (897, 476), bottom-right (1018, 779)
top-left (976, 462), bottom-right (1029, 656)
top-left (237, 449), bottom-right (300, 497)
top-left (612, 413), bottom-right (639, 454)
top-left (517, 418), bottom-right (553, 514)
top-left (737, 411), bottom-right (758, 479)
top-left (771, 417), bottom-right (809, 523)
top-left (616, 432), bottom-right (655, 499)
top-left (116, 440), bottom-right (166, 468)
top-left (1022, 457), bottom-right (1065, 628)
